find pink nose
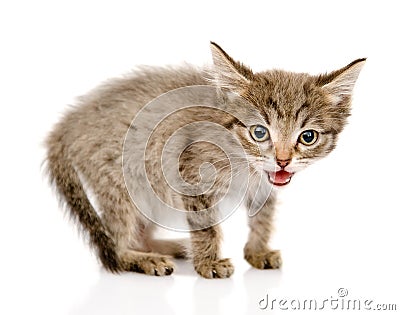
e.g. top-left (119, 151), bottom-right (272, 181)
top-left (277, 159), bottom-right (291, 169)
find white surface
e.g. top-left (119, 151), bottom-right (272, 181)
top-left (1, 1), bottom-right (399, 314)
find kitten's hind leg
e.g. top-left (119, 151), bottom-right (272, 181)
top-left (118, 250), bottom-right (175, 276)
top-left (147, 238), bottom-right (190, 259)
top-left (95, 190), bottom-right (175, 276)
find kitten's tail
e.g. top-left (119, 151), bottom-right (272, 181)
top-left (45, 134), bottom-right (121, 273)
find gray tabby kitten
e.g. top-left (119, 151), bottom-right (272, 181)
top-left (45, 42), bottom-right (365, 278)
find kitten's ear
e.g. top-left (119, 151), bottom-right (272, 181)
top-left (318, 58), bottom-right (366, 105)
top-left (209, 42), bottom-right (253, 94)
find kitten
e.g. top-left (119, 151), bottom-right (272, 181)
top-left (45, 42), bottom-right (365, 278)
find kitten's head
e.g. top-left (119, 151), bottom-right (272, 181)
top-left (209, 42), bottom-right (365, 187)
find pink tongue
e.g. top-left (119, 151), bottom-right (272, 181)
top-left (270, 170), bottom-right (292, 185)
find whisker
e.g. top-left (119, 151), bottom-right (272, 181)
top-left (217, 165), bottom-right (251, 189)
top-left (215, 161), bottom-right (252, 177)
top-left (205, 156), bottom-right (246, 168)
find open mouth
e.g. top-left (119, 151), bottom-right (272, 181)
top-left (267, 170), bottom-right (294, 186)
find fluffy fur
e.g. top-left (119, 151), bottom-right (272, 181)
top-left (45, 42), bottom-right (365, 278)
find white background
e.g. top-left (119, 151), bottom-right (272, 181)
top-left (1, 1), bottom-right (399, 314)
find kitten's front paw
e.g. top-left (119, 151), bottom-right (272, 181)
top-left (194, 258), bottom-right (234, 279)
top-left (244, 249), bottom-right (282, 269)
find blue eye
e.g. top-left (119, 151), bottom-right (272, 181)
top-left (299, 130), bottom-right (318, 145)
top-left (250, 125), bottom-right (270, 141)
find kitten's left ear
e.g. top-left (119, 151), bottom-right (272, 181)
top-left (318, 58), bottom-right (366, 105)
top-left (209, 42), bottom-right (253, 94)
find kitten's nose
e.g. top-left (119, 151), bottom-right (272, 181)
top-left (276, 159), bottom-right (291, 169)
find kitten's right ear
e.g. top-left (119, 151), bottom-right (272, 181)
top-left (209, 42), bottom-right (253, 94)
top-left (317, 58), bottom-right (366, 105)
